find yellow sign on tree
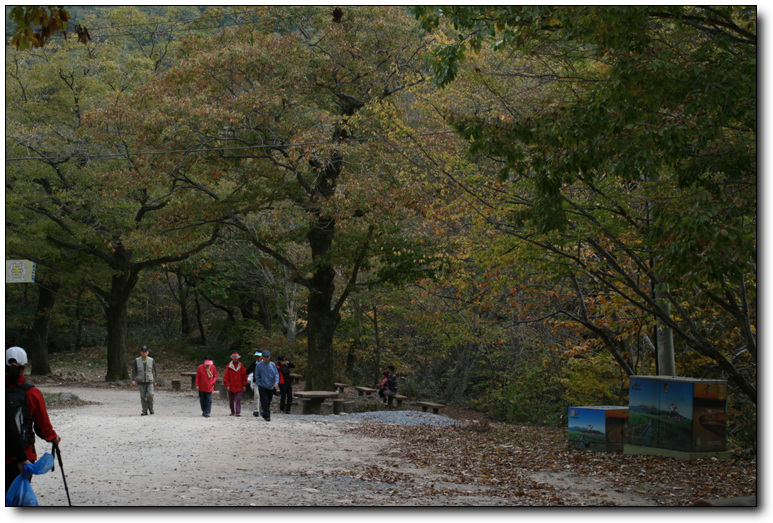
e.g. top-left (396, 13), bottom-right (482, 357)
top-left (6, 260), bottom-right (36, 283)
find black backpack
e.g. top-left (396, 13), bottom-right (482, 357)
top-left (6, 382), bottom-right (36, 448)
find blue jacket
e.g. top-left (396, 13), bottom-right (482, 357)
top-left (254, 360), bottom-right (279, 389)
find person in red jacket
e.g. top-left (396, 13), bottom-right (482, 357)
top-left (195, 356), bottom-right (218, 418)
top-left (5, 346), bottom-right (61, 492)
top-left (223, 351), bottom-right (247, 416)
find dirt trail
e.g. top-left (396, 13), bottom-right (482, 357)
top-left (28, 384), bottom-right (656, 507)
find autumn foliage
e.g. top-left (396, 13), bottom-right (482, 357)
top-left (5, 7), bottom-right (756, 453)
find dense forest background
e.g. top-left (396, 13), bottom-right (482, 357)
top-left (4, 6), bottom-right (756, 449)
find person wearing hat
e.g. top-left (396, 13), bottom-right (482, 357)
top-left (252, 350), bottom-right (279, 421)
top-left (195, 356), bottom-right (218, 417)
top-left (131, 345), bottom-right (156, 416)
top-left (5, 346), bottom-right (61, 492)
top-left (223, 351), bottom-right (248, 416)
top-left (245, 350), bottom-right (262, 379)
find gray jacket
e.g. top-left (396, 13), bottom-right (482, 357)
top-left (132, 356), bottom-right (156, 383)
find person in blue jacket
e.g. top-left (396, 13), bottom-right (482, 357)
top-left (252, 350), bottom-right (279, 421)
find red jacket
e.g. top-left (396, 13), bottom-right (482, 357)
top-left (6, 375), bottom-right (59, 464)
top-left (223, 361), bottom-right (247, 392)
top-left (195, 363), bottom-right (217, 393)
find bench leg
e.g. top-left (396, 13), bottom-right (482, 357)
top-left (421, 406), bottom-right (428, 412)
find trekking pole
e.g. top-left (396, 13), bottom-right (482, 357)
top-left (52, 443), bottom-right (73, 506)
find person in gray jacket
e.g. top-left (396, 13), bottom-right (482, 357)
top-left (131, 345), bottom-right (156, 415)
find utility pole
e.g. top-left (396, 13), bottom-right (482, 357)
top-left (655, 285), bottom-right (676, 376)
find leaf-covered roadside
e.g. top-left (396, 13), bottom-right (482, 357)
top-left (344, 421), bottom-right (756, 506)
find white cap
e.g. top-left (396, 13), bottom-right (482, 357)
top-left (6, 346), bottom-right (28, 366)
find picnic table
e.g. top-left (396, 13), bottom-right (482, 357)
top-left (289, 373), bottom-right (303, 386)
top-left (334, 382), bottom-right (349, 394)
top-left (295, 391), bottom-right (339, 414)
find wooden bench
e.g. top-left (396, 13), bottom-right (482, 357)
top-left (387, 394), bottom-right (408, 408)
top-left (354, 386), bottom-right (378, 396)
top-left (416, 401), bottom-right (445, 414)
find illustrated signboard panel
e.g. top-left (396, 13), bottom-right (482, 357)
top-left (693, 381), bottom-right (727, 451)
top-left (628, 376), bottom-right (726, 453)
top-left (6, 260), bottom-right (36, 283)
top-left (568, 406), bottom-right (628, 450)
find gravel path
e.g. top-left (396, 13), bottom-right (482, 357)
top-left (27, 385), bottom-right (468, 507)
top-left (26, 384), bottom-right (656, 508)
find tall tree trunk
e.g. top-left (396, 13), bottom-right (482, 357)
top-left (346, 301), bottom-right (364, 378)
top-left (305, 265), bottom-right (339, 390)
top-left (74, 289), bottom-right (87, 350)
top-left (27, 282), bottom-right (58, 375)
top-left (177, 273), bottom-right (193, 336)
top-left (304, 215), bottom-right (339, 390)
top-left (194, 293), bottom-right (207, 346)
top-left (105, 299), bottom-right (130, 381)
top-left (444, 342), bottom-right (478, 403)
top-left (372, 305), bottom-right (381, 382)
top-left (104, 270), bottom-right (139, 381)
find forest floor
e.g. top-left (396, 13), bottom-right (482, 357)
top-left (23, 346), bottom-right (757, 508)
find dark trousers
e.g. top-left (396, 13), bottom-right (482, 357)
top-left (379, 388), bottom-right (396, 402)
top-left (279, 383), bottom-right (293, 413)
top-left (258, 386), bottom-right (274, 420)
top-left (198, 391), bottom-right (212, 416)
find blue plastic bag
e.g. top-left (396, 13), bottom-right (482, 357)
top-left (5, 474), bottom-right (37, 506)
top-left (24, 452), bottom-right (55, 477)
top-left (5, 453), bottom-right (55, 507)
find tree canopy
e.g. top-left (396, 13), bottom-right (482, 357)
top-left (4, 6), bottom-right (757, 438)
top-left (412, 6), bottom-right (756, 403)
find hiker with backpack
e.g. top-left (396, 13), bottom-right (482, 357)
top-left (5, 346), bottom-right (61, 492)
